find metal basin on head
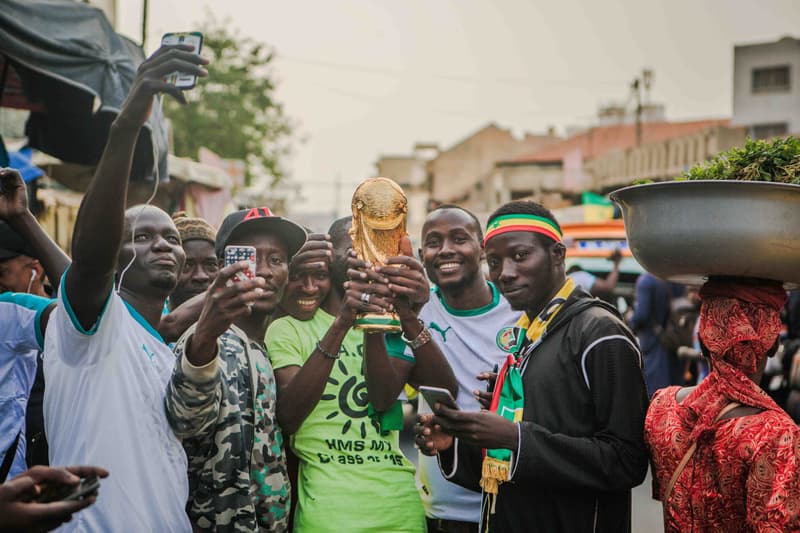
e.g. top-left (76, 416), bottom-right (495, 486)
top-left (610, 180), bottom-right (800, 288)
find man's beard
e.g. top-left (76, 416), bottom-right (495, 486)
top-left (152, 271), bottom-right (178, 292)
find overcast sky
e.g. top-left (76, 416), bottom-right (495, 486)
top-left (116, 0), bottom-right (799, 216)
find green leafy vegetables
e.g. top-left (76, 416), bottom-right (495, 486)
top-left (683, 136), bottom-right (800, 184)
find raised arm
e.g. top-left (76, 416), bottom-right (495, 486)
top-left (0, 168), bottom-right (70, 286)
top-left (273, 317), bottom-right (351, 435)
top-left (66, 46), bottom-right (208, 330)
top-left (166, 262), bottom-right (265, 438)
top-left (272, 267), bottom-right (386, 433)
top-left (363, 240), bottom-right (457, 410)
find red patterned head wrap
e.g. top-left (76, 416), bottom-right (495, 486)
top-left (698, 279), bottom-right (786, 375)
top-left (665, 279), bottom-right (790, 506)
top-left (682, 279), bottom-right (787, 444)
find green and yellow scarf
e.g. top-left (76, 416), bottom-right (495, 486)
top-left (480, 278), bottom-right (576, 516)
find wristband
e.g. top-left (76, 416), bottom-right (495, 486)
top-left (316, 341), bottom-right (340, 360)
top-left (401, 321), bottom-right (432, 350)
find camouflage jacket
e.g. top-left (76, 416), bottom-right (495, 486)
top-left (166, 323), bottom-right (290, 532)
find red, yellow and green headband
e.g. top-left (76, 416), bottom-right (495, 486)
top-left (484, 214), bottom-right (562, 246)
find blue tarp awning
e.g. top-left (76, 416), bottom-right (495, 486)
top-left (0, 0), bottom-right (168, 183)
top-left (9, 147), bottom-right (44, 183)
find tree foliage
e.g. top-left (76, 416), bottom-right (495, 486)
top-left (164, 15), bottom-right (294, 185)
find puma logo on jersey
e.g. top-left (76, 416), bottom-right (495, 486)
top-left (429, 322), bottom-right (452, 342)
top-left (141, 343), bottom-right (156, 361)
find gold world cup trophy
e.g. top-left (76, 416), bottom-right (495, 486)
top-left (349, 177), bottom-right (408, 332)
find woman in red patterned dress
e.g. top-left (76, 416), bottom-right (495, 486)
top-left (645, 279), bottom-right (800, 532)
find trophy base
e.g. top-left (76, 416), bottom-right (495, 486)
top-left (354, 312), bottom-right (402, 333)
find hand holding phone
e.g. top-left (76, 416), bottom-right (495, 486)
top-left (224, 246), bottom-right (257, 284)
top-left (36, 475), bottom-right (100, 503)
top-left (161, 32), bottom-right (204, 89)
top-left (418, 386), bottom-right (458, 415)
top-left (474, 365), bottom-right (498, 410)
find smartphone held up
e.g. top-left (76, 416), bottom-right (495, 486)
top-left (161, 32), bottom-right (204, 89)
top-left (225, 245), bottom-right (257, 284)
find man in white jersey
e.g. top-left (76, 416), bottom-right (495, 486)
top-left (43, 45), bottom-right (208, 532)
top-left (383, 205), bottom-right (518, 532)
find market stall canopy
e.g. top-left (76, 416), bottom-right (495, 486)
top-left (168, 155), bottom-right (232, 190)
top-left (0, 0), bottom-right (168, 183)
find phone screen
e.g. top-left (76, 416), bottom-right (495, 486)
top-left (160, 32), bottom-right (203, 89)
top-left (224, 245), bottom-right (257, 283)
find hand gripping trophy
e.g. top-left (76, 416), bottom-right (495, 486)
top-left (349, 177), bottom-right (408, 332)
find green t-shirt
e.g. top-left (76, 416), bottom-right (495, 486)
top-left (266, 309), bottom-right (425, 533)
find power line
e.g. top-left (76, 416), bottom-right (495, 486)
top-left (305, 80), bottom-right (597, 120)
top-left (277, 54), bottom-right (626, 89)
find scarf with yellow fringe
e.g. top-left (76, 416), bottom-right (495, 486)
top-left (480, 278), bottom-right (576, 525)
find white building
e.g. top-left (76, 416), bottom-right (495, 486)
top-left (733, 36), bottom-right (800, 138)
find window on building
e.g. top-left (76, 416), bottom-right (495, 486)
top-left (752, 66), bottom-right (791, 93)
top-left (750, 123), bottom-right (788, 140)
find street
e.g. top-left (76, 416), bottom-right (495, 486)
top-left (400, 425), bottom-right (664, 532)
top-left (632, 470), bottom-right (664, 533)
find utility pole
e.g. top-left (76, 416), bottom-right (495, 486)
top-left (631, 69), bottom-right (653, 147)
top-left (141, 0), bottom-right (149, 48)
top-left (632, 77), bottom-right (642, 146)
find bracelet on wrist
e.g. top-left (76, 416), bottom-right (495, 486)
top-left (316, 340), bottom-right (340, 360)
top-left (401, 321), bottom-right (432, 350)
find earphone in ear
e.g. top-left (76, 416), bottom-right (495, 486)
top-left (26, 268), bottom-right (37, 294)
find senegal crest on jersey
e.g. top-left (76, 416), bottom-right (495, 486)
top-left (496, 326), bottom-right (522, 354)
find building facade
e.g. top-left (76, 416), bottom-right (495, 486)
top-left (481, 119), bottom-right (734, 215)
top-left (376, 124), bottom-right (558, 241)
top-left (733, 36), bottom-right (800, 138)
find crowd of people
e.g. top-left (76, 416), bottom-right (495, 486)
top-left (1, 44), bottom-right (799, 533)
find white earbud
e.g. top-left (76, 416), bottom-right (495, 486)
top-left (26, 269), bottom-right (37, 294)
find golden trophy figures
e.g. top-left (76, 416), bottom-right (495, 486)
top-left (349, 177), bottom-right (408, 332)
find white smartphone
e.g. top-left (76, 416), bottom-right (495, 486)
top-left (224, 245), bottom-right (257, 283)
top-left (160, 32), bottom-right (203, 89)
top-left (418, 385), bottom-right (458, 415)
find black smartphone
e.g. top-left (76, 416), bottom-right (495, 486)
top-left (487, 364), bottom-right (499, 394)
top-left (37, 475), bottom-right (100, 503)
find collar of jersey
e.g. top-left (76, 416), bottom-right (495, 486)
top-left (123, 299), bottom-right (166, 344)
top-left (435, 281), bottom-right (500, 317)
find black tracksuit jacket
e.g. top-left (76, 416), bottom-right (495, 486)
top-left (439, 289), bottom-right (649, 533)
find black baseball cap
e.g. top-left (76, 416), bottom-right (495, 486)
top-left (215, 207), bottom-right (307, 259)
top-left (0, 221), bottom-right (36, 262)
